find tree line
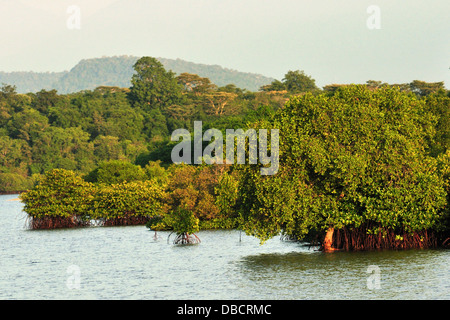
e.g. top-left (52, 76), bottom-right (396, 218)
top-left (5, 56), bottom-right (450, 249)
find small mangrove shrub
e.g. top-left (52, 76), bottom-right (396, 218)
top-left (21, 168), bottom-right (164, 229)
top-left (165, 208), bottom-right (201, 244)
top-left (21, 169), bottom-right (95, 229)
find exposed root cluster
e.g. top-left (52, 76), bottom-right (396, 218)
top-left (27, 215), bottom-right (89, 230)
top-left (102, 216), bottom-right (150, 227)
top-left (322, 224), bottom-right (442, 252)
top-left (172, 232), bottom-right (201, 245)
top-left (28, 215), bottom-right (150, 229)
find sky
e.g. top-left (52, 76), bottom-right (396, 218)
top-left (0, 0), bottom-right (449, 88)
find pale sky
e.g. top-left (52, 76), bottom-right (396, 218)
top-left (0, 0), bottom-right (449, 88)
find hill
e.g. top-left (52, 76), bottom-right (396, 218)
top-left (0, 56), bottom-right (274, 93)
top-left (0, 71), bottom-right (66, 93)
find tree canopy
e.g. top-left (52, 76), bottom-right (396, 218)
top-left (129, 56), bottom-right (183, 112)
top-left (261, 70), bottom-right (318, 93)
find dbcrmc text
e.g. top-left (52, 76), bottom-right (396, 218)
top-left (222, 304), bottom-right (271, 315)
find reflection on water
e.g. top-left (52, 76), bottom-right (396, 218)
top-left (239, 249), bottom-right (450, 299)
top-left (0, 194), bottom-right (449, 300)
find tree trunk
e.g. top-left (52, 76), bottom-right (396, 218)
top-left (323, 227), bottom-right (338, 252)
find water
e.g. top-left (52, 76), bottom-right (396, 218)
top-left (0, 194), bottom-right (449, 300)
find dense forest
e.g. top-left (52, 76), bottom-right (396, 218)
top-left (4, 56), bottom-right (450, 250)
top-left (0, 55), bottom-right (274, 94)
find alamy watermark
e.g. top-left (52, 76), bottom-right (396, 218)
top-left (366, 265), bottom-right (381, 290)
top-left (171, 121), bottom-right (279, 175)
top-left (66, 264), bottom-right (81, 290)
top-left (366, 5), bottom-right (381, 30)
top-left (67, 5), bottom-right (81, 30)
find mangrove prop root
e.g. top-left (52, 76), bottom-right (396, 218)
top-left (103, 215), bottom-right (150, 227)
top-left (443, 237), bottom-right (450, 247)
top-left (173, 232), bottom-right (201, 245)
top-left (28, 214), bottom-right (151, 229)
top-left (28, 215), bottom-right (89, 230)
top-left (321, 223), bottom-right (441, 251)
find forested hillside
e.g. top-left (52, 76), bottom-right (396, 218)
top-left (0, 56), bottom-right (275, 94)
top-left (0, 71), bottom-right (66, 93)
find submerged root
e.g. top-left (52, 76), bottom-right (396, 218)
top-left (153, 230), bottom-right (162, 241)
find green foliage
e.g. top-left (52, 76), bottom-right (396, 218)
top-left (261, 70), bottom-right (318, 94)
top-left (0, 172), bottom-right (34, 192)
top-left (30, 126), bottom-right (95, 174)
top-left (426, 93), bottom-right (450, 156)
top-left (436, 150), bottom-right (450, 232)
top-left (84, 160), bottom-right (145, 184)
top-left (177, 73), bottom-right (217, 94)
top-left (260, 79), bottom-right (285, 92)
top-left (163, 207), bottom-right (200, 235)
top-left (91, 180), bottom-right (164, 220)
top-left (20, 169), bottom-right (95, 219)
top-left (6, 106), bottom-right (49, 141)
top-left (146, 215), bottom-right (168, 231)
top-left (0, 135), bottom-right (31, 175)
top-left (159, 57), bottom-right (274, 92)
top-left (144, 160), bottom-right (169, 185)
top-left (215, 171), bottom-right (239, 218)
top-left (283, 70), bottom-right (318, 93)
top-left (237, 166), bottom-right (323, 243)
top-left (410, 80), bottom-right (446, 97)
top-left (129, 56), bottom-right (182, 112)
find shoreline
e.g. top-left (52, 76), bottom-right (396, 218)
top-left (0, 191), bottom-right (23, 201)
top-left (0, 191), bottom-right (24, 195)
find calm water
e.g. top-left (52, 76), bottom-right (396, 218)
top-left (0, 194), bottom-right (449, 300)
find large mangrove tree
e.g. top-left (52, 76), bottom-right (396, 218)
top-left (238, 85), bottom-right (449, 251)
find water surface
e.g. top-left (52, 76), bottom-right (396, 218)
top-left (0, 194), bottom-right (448, 299)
